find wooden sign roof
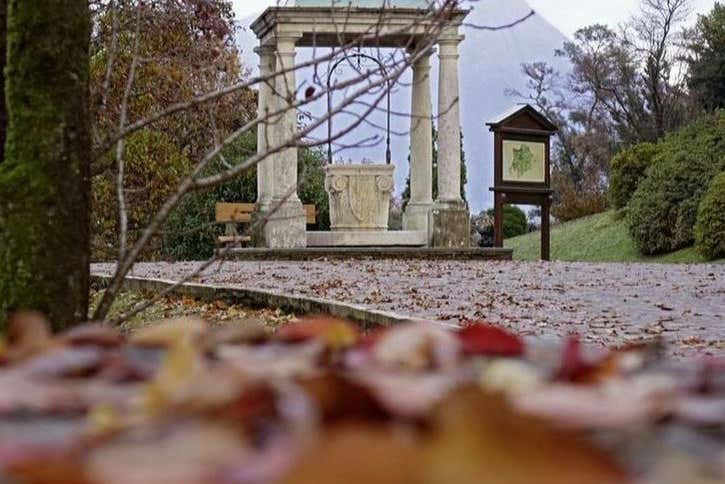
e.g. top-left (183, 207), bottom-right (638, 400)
top-left (487, 104), bottom-right (558, 134)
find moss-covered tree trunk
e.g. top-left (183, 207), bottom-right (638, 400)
top-left (0, 0), bottom-right (7, 163)
top-left (0, 0), bottom-right (91, 331)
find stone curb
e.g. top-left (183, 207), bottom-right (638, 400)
top-left (90, 274), bottom-right (451, 329)
top-left (222, 247), bottom-right (514, 261)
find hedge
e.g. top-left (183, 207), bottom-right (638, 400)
top-left (487, 205), bottom-right (528, 239)
top-left (609, 142), bottom-right (659, 209)
top-left (626, 111), bottom-right (725, 255)
top-left (694, 171), bottom-right (725, 260)
top-left (628, 152), bottom-right (720, 255)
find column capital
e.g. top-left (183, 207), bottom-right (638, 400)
top-left (274, 32), bottom-right (303, 54)
top-left (254, 44), bottom-right (276, 57)
top-left (407, 45), bottom-right (436, 57)
top-left (437, 34), bottom-right (465, 58)
top-left (438, 34), bottom-right (465, 44)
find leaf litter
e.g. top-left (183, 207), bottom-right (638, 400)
top-left (0, 312), bottom-right (722, 483)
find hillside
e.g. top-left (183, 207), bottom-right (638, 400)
top-left (505, 211), bottom-right (722, 263)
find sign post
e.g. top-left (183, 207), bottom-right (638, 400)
top-left (487, 105), bottom-right (557, 261)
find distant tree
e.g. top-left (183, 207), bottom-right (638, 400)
top-left (401, 125), bottom-right (467, 210)
top-left (486, 205), bottom-right (528, 239)
top-left (687, 2), bottom-right (725, 111)
top-left (0, 0), bottom-right (92, 330)
top-left (511, 0), bottom-right (693, 221)
top-left (510, 61), bottom-right (611, 221)
top-left (625, 0), bottom-right (692, 139)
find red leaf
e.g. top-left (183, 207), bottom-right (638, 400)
top-left (456, 323), bottom-right (524, 357)
top-left (556, 336), bottom-right (616, 383)
top-left (558, 336), bottom-right (589, 381)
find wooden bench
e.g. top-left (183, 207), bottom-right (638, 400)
top-left (215, 203), bottom-right (316, 246)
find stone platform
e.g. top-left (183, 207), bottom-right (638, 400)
top-left (307, 230), bottom-right (428, 247)
top-left (222, 247), bottom-right (513, 261)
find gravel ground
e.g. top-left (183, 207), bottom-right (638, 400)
top-left (92, 260), bottom-right (725, 358)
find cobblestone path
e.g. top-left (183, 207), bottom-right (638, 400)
top-left (93, 260), bottom-right (725, 358)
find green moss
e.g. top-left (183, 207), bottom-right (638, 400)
top-left (0, 0), bottom-right (92, 331)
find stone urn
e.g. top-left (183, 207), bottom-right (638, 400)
top-left (324, 164), bottom-right (395, 231)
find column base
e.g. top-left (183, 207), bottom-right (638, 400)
top-left (432, 204), bottom-right (470, 249)
top-left (403, 202), bottom-right (433, 246)
top-left (250, 204), bottom-right (270, 248)
top-left (260, 200), bottom-right (307, 249)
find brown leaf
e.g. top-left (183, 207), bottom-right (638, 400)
top-left (2, 312), bottom-right (54, 363)
top-left (281, 423), bottom-right (421, 484)
top-left (300, 373), bottom-right (388, 424)
top-left (60, 324), bottom-right (123, 348)
top-left (424, 388), bottom-right (630, 484)
top-left (129, 317), bottom-right (206, 348)
top-left (275, 316), bottom-right (359, 351)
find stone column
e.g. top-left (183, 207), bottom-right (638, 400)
top-left (263, 34), bottom-right (306, 249)
top-left (254, 45), bottom-right (276, 214)
top-left (403, 49), bottom-right (433, 240)
top-left (432, 32), bottom-right (470, 248)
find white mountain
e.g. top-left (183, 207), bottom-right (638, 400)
top-left (237, 0), bottom-right (569, 211)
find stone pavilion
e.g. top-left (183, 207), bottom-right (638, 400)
top-left (250, 0), bottom-right (470, 249)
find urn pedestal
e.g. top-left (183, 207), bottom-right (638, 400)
top-left (324, 164), bottom-right (395, 231)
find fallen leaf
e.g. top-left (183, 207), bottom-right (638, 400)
top-left (372, 322), bottom-right (460, 372)
top-left (282, 424), bottom-right (421, 484)
top-left (87, 421), bottom-right (248, 484)
top-left (479, 359), bottom-right (544, 396)
top-left (130, 318), bottom-right (207, 348)
top-left (60, 324), bottom-right (123, 348)
top-left (557, 336), bottom-right (617, 383)
top-left (425, 388), bottom-right (629, 484)
top-left (3, 312), bottom-right (54, 363)
top-left (514, 374), bottom-right (677, 429)
top-left (275, 316), bottom-right (359, 351)
top-left (456, 323), bottom-right (524, 357)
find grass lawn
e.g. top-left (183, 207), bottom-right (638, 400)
top-left (505, 211), bottom-right (723, 263)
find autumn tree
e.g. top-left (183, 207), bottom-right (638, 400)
top-left (0, 0), bottom-right (92, 330)
top-left (90, 0), bottom-right (256, 259)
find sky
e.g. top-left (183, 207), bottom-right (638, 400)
top-left (232, 0), bottom-right (719, 37)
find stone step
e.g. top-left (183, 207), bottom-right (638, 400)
top-left (307, 230), bottom-right (427, 247)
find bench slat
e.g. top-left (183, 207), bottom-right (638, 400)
top-left (215, 203), bottom-right (255, 223)
top-left (218, 235), bottom-right (252, 244)
top-left (304, 205), bottom-right (316, 225)
top-left (216, 202), bottom-right (317, 225)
